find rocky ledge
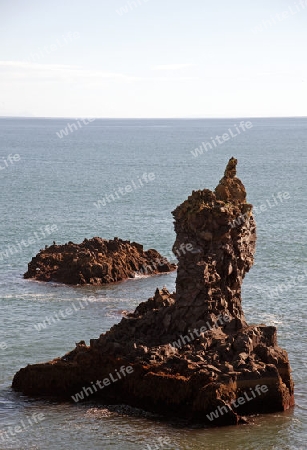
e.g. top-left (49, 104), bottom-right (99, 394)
top-left (24, 237), bottom-right (176, 285)
top-left (13, 158), bottom-right (294, 426)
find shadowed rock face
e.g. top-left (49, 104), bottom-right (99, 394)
top-left (24, 237), bottom-right (176, 285)
top-left (12, 158), bottom-right (294, 426)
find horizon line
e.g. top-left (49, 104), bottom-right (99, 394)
top-left (0, 115), bottom-right (306, 120)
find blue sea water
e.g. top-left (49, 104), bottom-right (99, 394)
top-left (0, 117), bottom-right (306, 449)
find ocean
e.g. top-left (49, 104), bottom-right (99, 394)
top-left (0, 117), bottom-right (306, 449)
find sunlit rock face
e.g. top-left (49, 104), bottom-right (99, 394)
top-left (172, 157), bottom-right (255, 333)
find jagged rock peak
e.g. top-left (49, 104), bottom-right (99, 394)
top-left (171, 158), bottom-right (255, 331)
top-left (215, 157), bottom-right (246, 203)
top-left (224, 156), bottom-right (237, 178)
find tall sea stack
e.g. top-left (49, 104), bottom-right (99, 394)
top-left (12, 158), bottom-right (294, 426)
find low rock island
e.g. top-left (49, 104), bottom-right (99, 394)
top-left (24, 237), bottom-right (176, 285)
top-left (13, 158), bottom-right (294, 426)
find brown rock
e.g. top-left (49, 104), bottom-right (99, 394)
top-left (24, 237), bottom-right (176, 285)
top-left (13, 158), bottom-right (294, 426)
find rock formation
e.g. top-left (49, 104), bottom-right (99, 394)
top-left (13, 158), bottom-right (294, 426)
top-left (24, 237), bottom-right (176, 285)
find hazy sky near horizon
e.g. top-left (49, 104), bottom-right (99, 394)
top-left (0, 0), bottom-right (306, 118)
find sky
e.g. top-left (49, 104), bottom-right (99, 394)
top-left (0, 0), bottom-right (306, 118)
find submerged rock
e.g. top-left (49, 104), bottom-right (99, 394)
top-left (24, 237), bottom-right (176, 285)
top-left (13, 158), bottom-right (294, 426)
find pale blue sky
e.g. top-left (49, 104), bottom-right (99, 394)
top-left (0, 0), bottom-right (306, 117)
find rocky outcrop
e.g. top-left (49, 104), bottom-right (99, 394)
top-left (24, 237), bottom-right (176, 285)
top-left (13, 158), bottom-right (294, 426)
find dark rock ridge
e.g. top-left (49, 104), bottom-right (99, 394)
top-left (24, 237), bottom-right (176, 285)
top-left (13, 158), bottom-right (294, 426)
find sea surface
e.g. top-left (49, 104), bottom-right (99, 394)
top-left (0, 117), bottom-right (306, 450)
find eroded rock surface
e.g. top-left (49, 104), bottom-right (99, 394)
top-left (13, 158), bottom-right (294, 426)
top-left (24, 237), bottom-right (176, 285)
